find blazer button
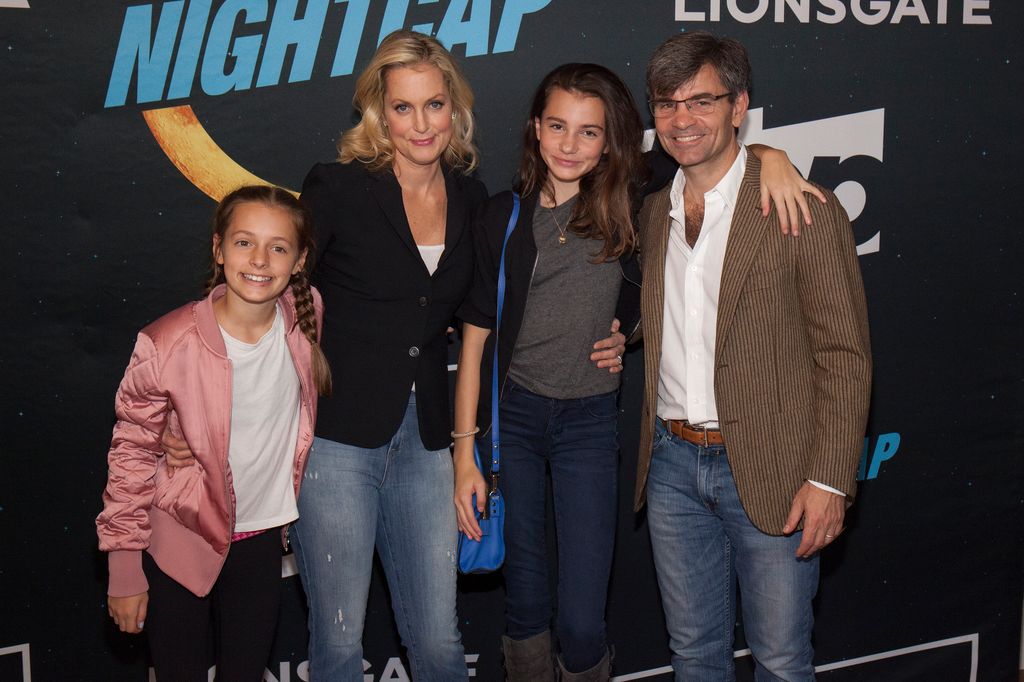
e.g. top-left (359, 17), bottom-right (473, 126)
top-left (418, 296), bottom-right (428, 307)
top-left (409, 346), bottom-right (420, 357)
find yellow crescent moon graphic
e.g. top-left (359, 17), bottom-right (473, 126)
top-left (142, 105), bottom-right (297, 200)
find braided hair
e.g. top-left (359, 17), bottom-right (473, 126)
top-left (208, 185), bottom-right (332, 396)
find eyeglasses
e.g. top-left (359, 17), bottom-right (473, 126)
top-left (649, 93), bottom-right (732, 118)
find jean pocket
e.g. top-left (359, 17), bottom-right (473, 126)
top-left (580, 390), bottom-right (619, 420)
top-left (651, 421), bottom-right (672, 450)
top-left (498, 379), bottom-right (518, 404)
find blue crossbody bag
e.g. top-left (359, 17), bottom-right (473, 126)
top-left (457, 193), bottom-right (520, 574)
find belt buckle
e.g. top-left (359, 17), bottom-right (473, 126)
top-left (696, 423), bottom-right (710, 447)
top-left (685, 420), bottom-right (710, 447)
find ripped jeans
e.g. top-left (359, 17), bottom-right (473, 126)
top-left (290, 394), bottom-right (466, 681)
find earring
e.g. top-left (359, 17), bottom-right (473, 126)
top-left (451, 112), bottom-right (456, 120)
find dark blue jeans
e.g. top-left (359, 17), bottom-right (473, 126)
top-left (494, 380), bottom-right (619, 673)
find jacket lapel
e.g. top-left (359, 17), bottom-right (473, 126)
top-left (370, 167), bottom-right (464, 275)
top-left (369, 171), bottom-right (419, 259)
top-left (437, 167), bottom-right (464, 271)
top-left (716, 151), bottom-right (770, 349)
top-left (641, 185), bottom-right (673, 367)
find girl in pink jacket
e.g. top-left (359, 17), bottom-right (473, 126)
top-left (96, 185), bottom-right (330, 680)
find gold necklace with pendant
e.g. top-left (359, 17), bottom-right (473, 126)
top-left (550, 206), bottom-right (569, 245)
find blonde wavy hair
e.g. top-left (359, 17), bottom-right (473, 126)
top-left (338, 30), bottom-right (479, 174)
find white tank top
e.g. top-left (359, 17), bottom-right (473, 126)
top-left (417, 243), bottom-right (444, 275)
top-left (411, 244), bottom-right (445, 393)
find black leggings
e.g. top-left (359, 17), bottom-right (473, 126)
top-left (142, 530), bottom-right (283, 681)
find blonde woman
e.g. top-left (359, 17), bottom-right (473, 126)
top-left (291, 31), bottom-right (485, 681)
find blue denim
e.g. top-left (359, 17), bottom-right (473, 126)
top-left (646, 421), bottom-right (818, 682)
top-left (495, 380), bottom-right (619, 673)
top-left (290, 395), bottom-right (466, 681)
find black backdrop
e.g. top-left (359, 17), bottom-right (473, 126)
top-left (1, 1), bottom-right (1022, 680)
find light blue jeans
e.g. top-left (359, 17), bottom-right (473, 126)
top-left (647, 421), bottom-right (818, 681)
top-left (290, 395), bottom-right (466, 681)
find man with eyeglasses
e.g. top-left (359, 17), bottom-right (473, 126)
top-left (632, 31), bottom-right (872, 680)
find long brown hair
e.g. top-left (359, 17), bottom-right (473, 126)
top-left (207, 185), bottom-right (332, 396)
top-left (516, 63), bottom-right (645, 261)
top-left (339, 30), bottom-right (478, 174)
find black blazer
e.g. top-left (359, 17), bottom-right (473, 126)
top-left (301, 161), bottom-right (488, 450)
top-left (458, 190), bottom-right (641, 434)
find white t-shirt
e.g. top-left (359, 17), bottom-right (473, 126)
top-left (220, 307), bottom-right (302, 533)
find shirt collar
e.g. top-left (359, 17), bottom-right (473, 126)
top-left (669, 144), bottom-right (747, 212)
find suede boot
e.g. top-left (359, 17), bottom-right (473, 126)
top-left (502, 631), bottom-right (555, 682)
top-left (556, 647), bottom-right (612, 682)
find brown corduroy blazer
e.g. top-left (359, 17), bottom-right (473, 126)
top-left (633, 151), bottom-right (872, 535)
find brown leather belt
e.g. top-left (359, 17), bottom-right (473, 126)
top-left (662, 419), bottom-right (725, 446)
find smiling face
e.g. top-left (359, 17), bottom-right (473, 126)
top-left (533, 87), bottom-right (608, 204)
top-left (655, 64), bottom-right (748, 185)
top-left (213, 202), bottom-right (307, 312)
top-left (383, 63), bottom-right (454, 174)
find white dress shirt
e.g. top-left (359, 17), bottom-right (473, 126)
top-left (657, 146), bottom-right (841, 496)
top-left (658, 145), bottom-right (746, 426)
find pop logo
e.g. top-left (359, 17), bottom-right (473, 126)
top-left (740, 107), bottom-right (884, 256)
top-left (858, 432), bottom-right (900, 481)
top-left (644, 105), bottom-right (885, 256)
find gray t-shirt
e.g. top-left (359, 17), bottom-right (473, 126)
top-left (507, 197), bottom-right (622, 399)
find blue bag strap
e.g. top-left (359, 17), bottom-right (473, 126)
top-left (490, 193), bottom-right (520, 475)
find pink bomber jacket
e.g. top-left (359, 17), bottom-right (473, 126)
top-left (96, 284), bottom-right (322, 597)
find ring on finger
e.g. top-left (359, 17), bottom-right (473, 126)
top-left (616, 354), bottom-right (623, 365)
